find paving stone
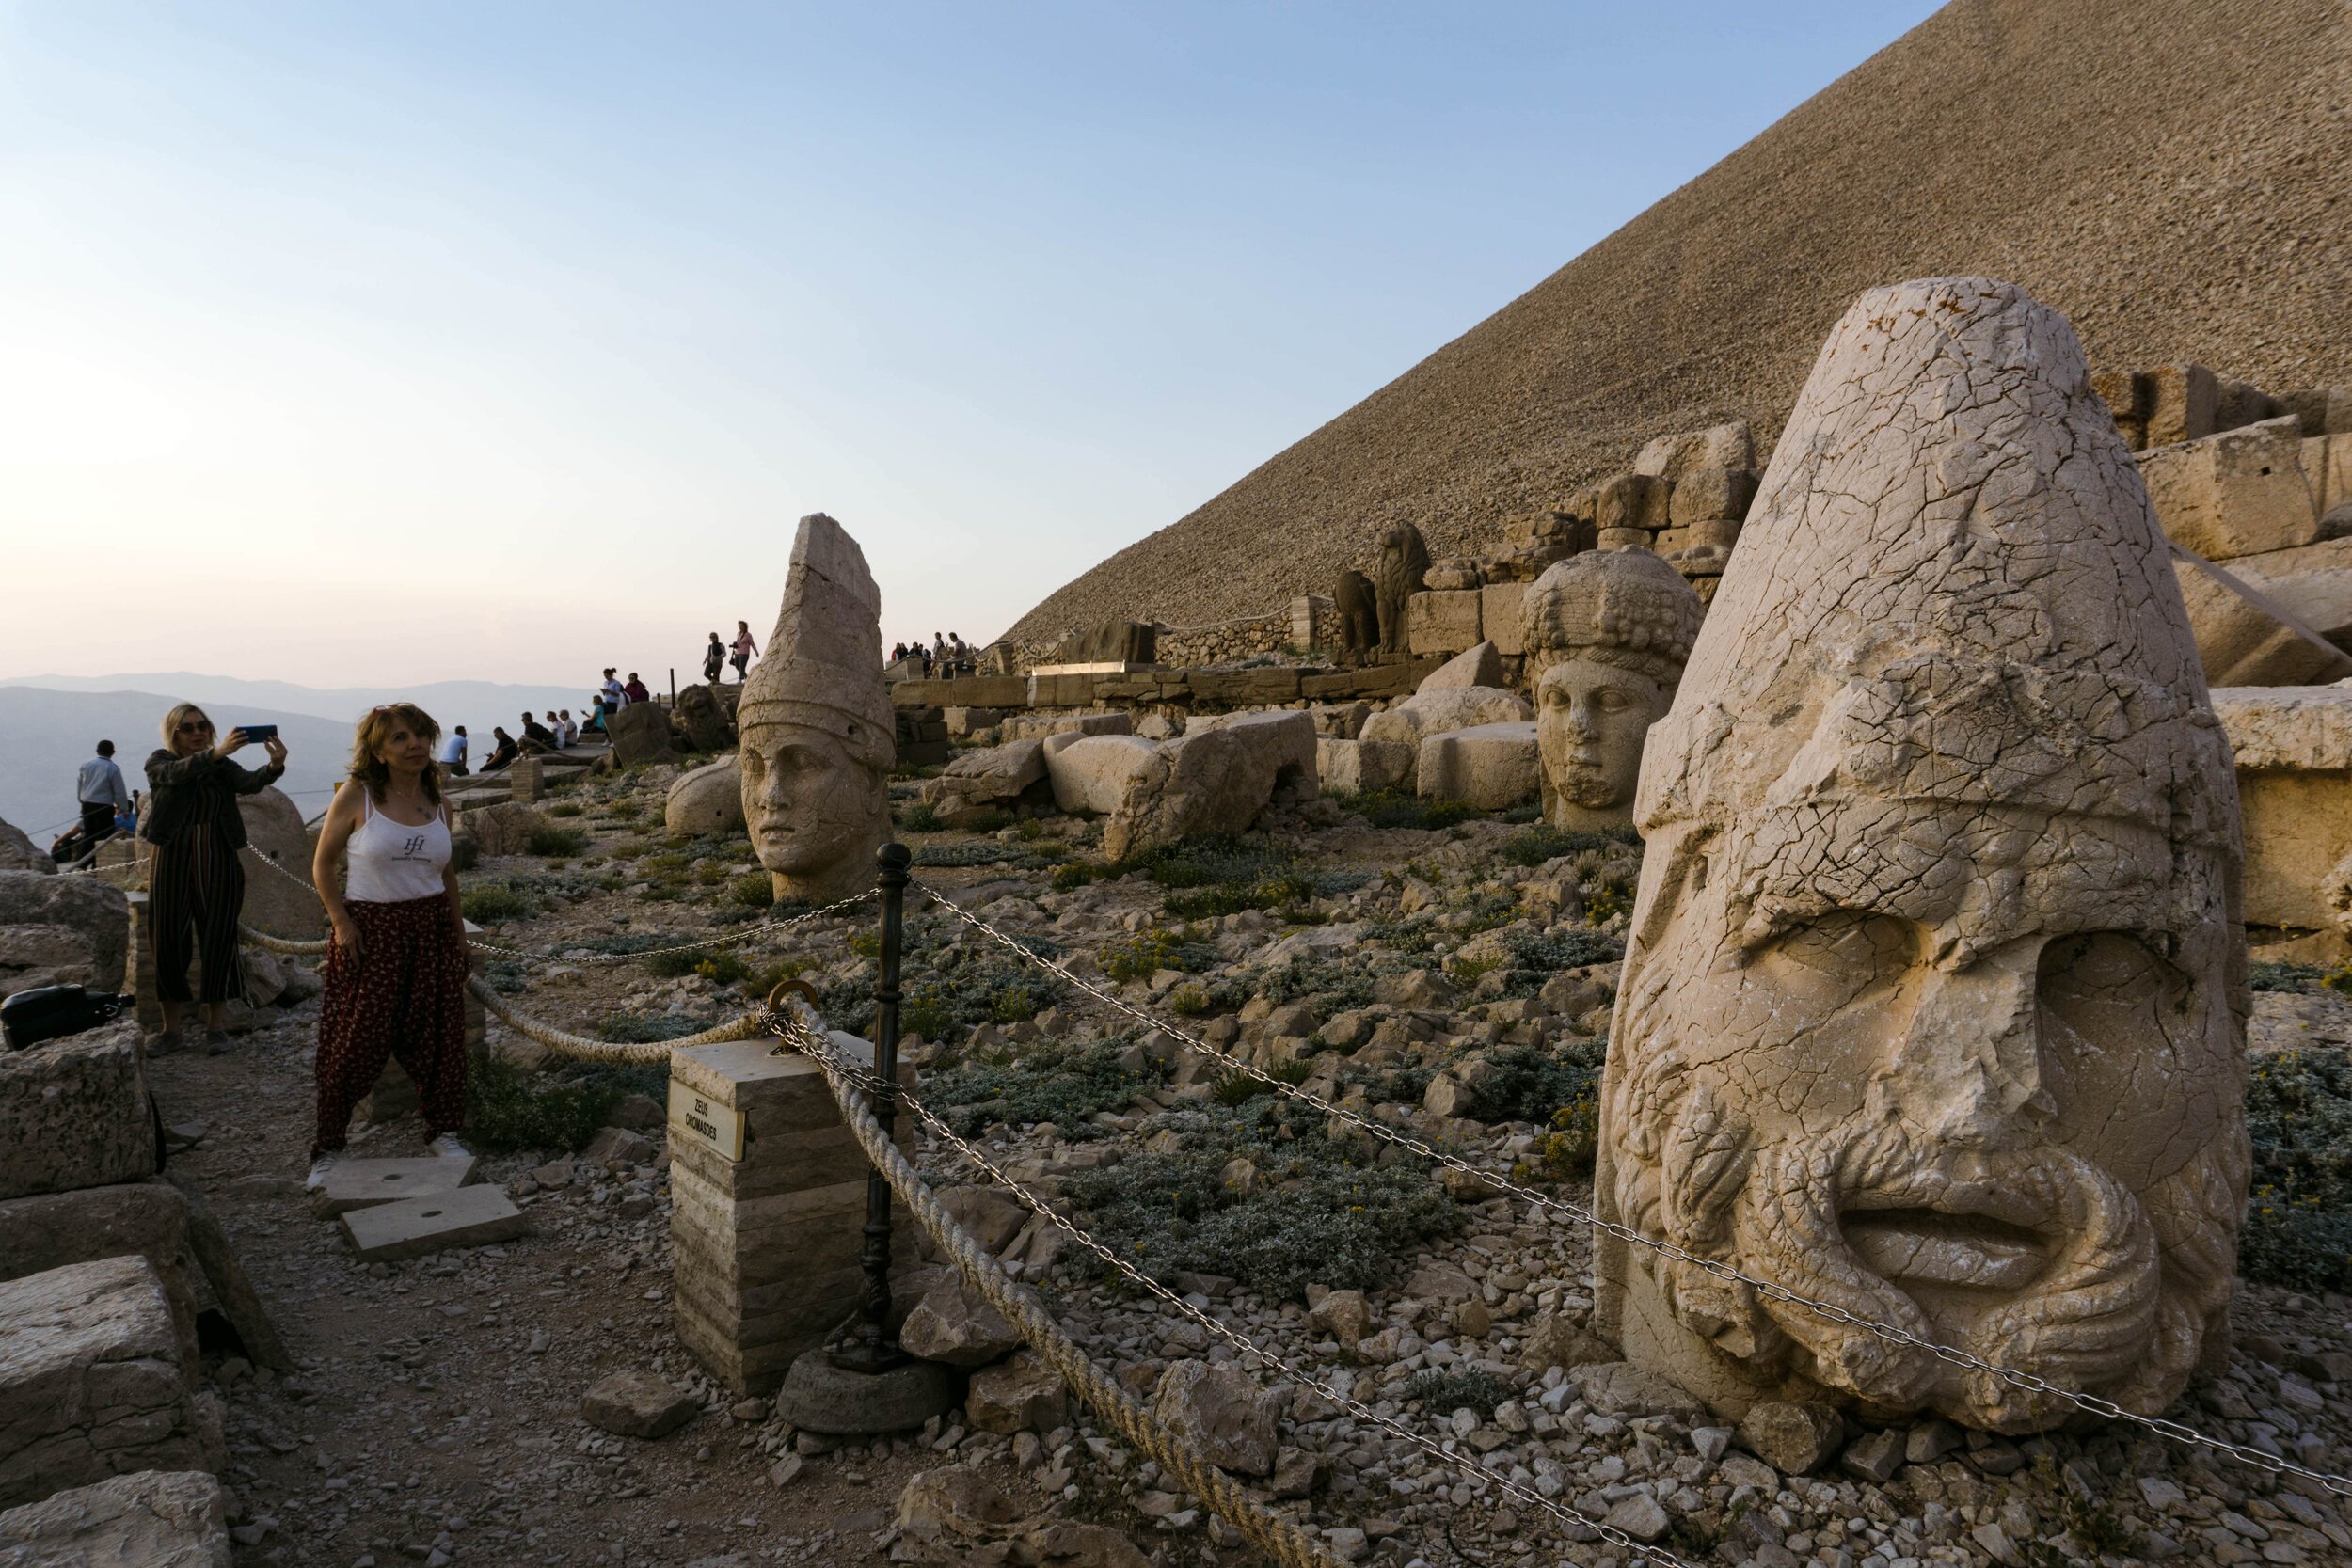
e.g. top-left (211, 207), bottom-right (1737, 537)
top-left (0, 1467), bottom-right (230, 1566)
top-left (308, 1155), bottom-right (479, 1218)
top-left (338, 1184), bottom-right (526, 1262)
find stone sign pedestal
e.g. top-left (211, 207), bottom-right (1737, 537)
top-left (668, 1035), bottom-right (916, 1395)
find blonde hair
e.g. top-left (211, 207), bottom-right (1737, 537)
top-left (347, 703), bottom-right (444, 806)
top-left (160, 702), bottom-right (212, 756)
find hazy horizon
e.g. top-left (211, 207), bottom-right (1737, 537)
top-left (1, 2), bottom-right (1937, 690)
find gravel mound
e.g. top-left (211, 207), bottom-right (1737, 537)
top-left (1009, 0), bottom-right (2352, 644)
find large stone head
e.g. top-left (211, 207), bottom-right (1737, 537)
top-left (1520, 549), bottom-right (1703, 830)
top-left (1595, 278), bottom-right (2249, 1433)
top-left (738, 514), bottom-right (894, 902)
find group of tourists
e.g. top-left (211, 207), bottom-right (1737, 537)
top-left (106, 700), bottom-right (473, 1193)
top-left (890, 630), bottom-right (971, 674)
top-left (703, 623), bottom-right (757, 686)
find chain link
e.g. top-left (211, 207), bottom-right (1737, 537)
top-left (914, 879), bottom-right (2352, 1499)
top-left (767, 1006), bottom-right (1695, 1568)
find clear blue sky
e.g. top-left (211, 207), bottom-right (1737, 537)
top-left (0, 1), bottom-right (1939, 689)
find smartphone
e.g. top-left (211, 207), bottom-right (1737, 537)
top-left (238, 724), bottom-right (279, 743)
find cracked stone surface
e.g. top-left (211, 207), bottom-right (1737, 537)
top-left (1597, 277), bottom-right (2250, 1433)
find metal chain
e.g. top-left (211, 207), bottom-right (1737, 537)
top-left (767, 1006), bottom-right (1690, 1568)
top-left (915, 879), bottom-right (2352, 1498)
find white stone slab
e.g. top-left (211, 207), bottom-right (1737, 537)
top-left (310, 1155), bottom-right (479, 1218)
top-left (340, 1184), bottom-right (527, 1261)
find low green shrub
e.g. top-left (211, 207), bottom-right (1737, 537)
top-left (466, 1052), bottom-right (622, 1153)
top-left (1051, 862), bottom-right (1094, 892)
top-left (1348, 789), bottom-right (1482, 831)
top-left (1100, 928), bottom-right (1218, 983)
top-left (459, 881), bottom-right (535, 923)
top-left (1539, 1097), bottom-right (1600, 1180)
top-left (1405, 1369), bottom-right (1508, 1418)
top-left (547, 802), bottom-right (583, 818)
top-left (1498, 823), bottom-right (1641, 867)
top-left (930, 1038), bottom-right (1165, 1138)
top-left (898, 802), bottom-right (943, 833)
top-left (2240, 1049), bottom-right (2352, 1290)
top-left (728, 872), bottom-right (776, 909)
top-left (526, 826), bottom-right (589, 857)
top-left (597, 1012), bottom-right (722, 1044)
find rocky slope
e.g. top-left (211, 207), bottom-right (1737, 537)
top-left (1009, 0), bottom-right (2352, 645)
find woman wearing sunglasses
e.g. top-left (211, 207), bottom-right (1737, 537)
top-left (142, 702), bottom-right (288, 1053)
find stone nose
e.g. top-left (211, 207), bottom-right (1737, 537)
top-left (1867, 947), bottom-right (2055, 1149)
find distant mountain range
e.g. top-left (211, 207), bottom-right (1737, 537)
top-left (0, 673), bottom-right (605, 838)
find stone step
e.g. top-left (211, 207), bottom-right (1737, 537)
top-left (309, 1154), bottom-right (480, 1218)
top-left (340, 1184), bottom-right (528, 1261)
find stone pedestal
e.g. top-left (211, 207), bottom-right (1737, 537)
top-left (508, 758), bottom-right (546, 802)
top-left (668, 1035), bottom-right (917, 1395)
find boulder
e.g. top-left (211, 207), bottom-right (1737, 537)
top-left (0, 818), bottom-right (52, 877)
top-left (1635, 420), bottom-right (1756, 481)
top-left (1359, 687), bottom-right (1532, 749)
top-left (1405, 589), bottom-right (1482, 657)
top-left (1417, 641), bottom-right (1502, 692)
top-left (1518, 1312), bottom-right (1617, 1373)
top-left (936, 1185), bottom-right (1030, 1254)
top-left (1568, 1361), bottom-right (1707, 1423)
top-left (0, 1257), bottom-right (215, 1508)
top-left (0, 1469), bottom-right (230, 1567)
top-left (1305, 1289), bottom-right (1371, 1347)
top-left (894, 1467), bottom-right (1023, 1557)
top-left (233, 786), bottom-right (325, 942)
top-left (1315, 737), bottom-right (1416, 797)
top-left (2211, 685), bottom-right (2352, 930)
top-left (2140, 417), bottom-right (2319, 561)
top-left (0, 873), bottom-right (128, 994)
top-left (1738, 1400), bottom-right (1846, 1476)
top-left (664, 758), bottom-right (745, 838)
top-left (0, 1182), bottom-right (205, 1378)
top-left (1416, 721), bottom-right (1541, 809)
top-left (2173, 555), bottom-right (2352, 686)
top-left (965, 1351), bottom-right (1065, 1435)
top-left (921, 739), bottom-right (1050, 825)
top-left (457, 802), bottom-right (550, 859)
top-left (1309, 702), bottom-right (1370, 739)
top-left (0, 1019), bottom-right (151, 1202)
top-left (605, 701), bottom-right (676, 768)
top-left (581, 1369), bottom-right (696, 1439)
top-left (1152, 1360), bottom-right (1277, 1477)
top-left (1042, 735), bottom-right (1162, 817)
top-left (0, 924), bottom-right (98, 992)
top-left (897, 1273), bottom-right (1022, 1368)
top-left (1102, 710), bottom-right (1315, 863)
top-left (1000, 711), bottom-right (1134, 742)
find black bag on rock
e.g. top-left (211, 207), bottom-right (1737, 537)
top-left (1, 985), bottom-right (132, 1050)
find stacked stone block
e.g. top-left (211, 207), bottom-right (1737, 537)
top-left (669, 1037), bottom-right (916, 1395)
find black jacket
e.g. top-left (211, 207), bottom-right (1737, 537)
top-left (141, 749), bottom-right (284, 848)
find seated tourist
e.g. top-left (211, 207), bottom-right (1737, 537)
top-left (482, 726), bottom-right (519, 772)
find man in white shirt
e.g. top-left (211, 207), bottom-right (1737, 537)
top-left (437, 726), bottom-right (469, 777)
top-left (75, 740), bottom-right (131, 849)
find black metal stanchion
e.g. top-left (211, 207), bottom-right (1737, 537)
top-left (832, 840), bottom-right (910, 1372)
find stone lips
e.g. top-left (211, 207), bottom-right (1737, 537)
top-left (1006, 0), bottom-right (2352, 645)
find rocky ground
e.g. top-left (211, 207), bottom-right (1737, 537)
top-left (162, 759), bottom-right (2352, 1568)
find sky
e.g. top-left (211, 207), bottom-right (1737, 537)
top-left (0, 1), bottom-right (1941, 690)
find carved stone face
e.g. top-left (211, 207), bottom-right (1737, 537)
top-left (1604, 784), bottom-right (2245, 1431)
top-left (739, 719), bottom-right (887, 900)
top-left (1534, 657), bottom-right (1667, 820)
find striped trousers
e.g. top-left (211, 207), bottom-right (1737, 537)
top-left (151, 825), bottom-right (246, 1006)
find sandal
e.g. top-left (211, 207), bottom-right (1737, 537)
top-left (204, 1029), bottom-right (231, 1056)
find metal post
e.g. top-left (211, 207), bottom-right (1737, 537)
top-left (832, 841), bottom-right (911, 1372)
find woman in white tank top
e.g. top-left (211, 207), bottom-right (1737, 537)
top-left (307, 704), bottom-right (474, 1191)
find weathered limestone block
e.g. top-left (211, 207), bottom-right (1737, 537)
top-left (2204, 538), bottom-right (2352, 656)
top-left (1666, 466), bottom-right (1758, 527)
top-left (1635, 421), bottom-right (1755, 482)
top-left (0, 819), bottom-right (52, 878)
top-left (2171, 553), bottom-right (2352, 687)
top-left (1416, 722), bottom-right (1541, 810)
top-left (920, 739), bottom-right (1049, 825)
top-left (604, 700), bottom-right (676, 768)
top-left (668, 1036), bottom-right (914, 1394)
top-left (663, 758), bottom-right (745, 838)
top-left (2210, 686), bottom-right (2352, 932)
top-left (1101, 711), bottom-right (1315, 863)
top-left (1152, 1361), bottom-right (1276, 1477)
top-left (0, 874), bottom-right (128, 996)
top-left (1309, 702), bottom-right (1369, 739)
top-left (0, 1468), bottom-right (230, 1567)
top-left (1042, 735), bottom-right (1162, 817)
top-left (1595, 473), bottom-right (1671, 532)
top-left (1479, 581), bottom-right (1529, 657)
top-left (1519, 549), bottom-right (1703, 831)
top-left (1359, 687), bottom-right (1531, 749)
top-left (1416, 641), bottom-right (1502, 692)
top-left (2140, 417), bottom-right (2319, 561)
top-left (898, 1273), bottom-right (1021, 1368)
top-left (0, 1258), bottom-right (214, 1508)
top-left (231, 787), bottom-right (324, 942)
top-left (999, 711), bottom-right (1132, 742)
top-left (1406, 590), bottom-right (1481, 658)
top-left (0, 1020), bottom-right (151, 1203)
top-left (1597, 278), bottom-right (2246, 1433)
top-left (1314, 738), bottom-right (1416, 798)
top-left (0, 1183), bottom-right (203, 1379)
top-left (739, 515), bottom-right (892, 903)
top-left (0, 925), bottom-right (98, 992)
top-left (2305, 433), bottom-right (2352, 522)
top-left (2144, 362), bottom-right (2218, 448)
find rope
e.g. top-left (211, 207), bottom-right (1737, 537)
top-left (916, 879), bottom-right (2352, 1498)
top-left (764, 1002), bottom-right (1349, 1568)
top-left (470, 976), bottom-right (762, 1063)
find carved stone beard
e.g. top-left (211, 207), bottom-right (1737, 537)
top-left (1610, 1045), bottom-right (2238, 1431)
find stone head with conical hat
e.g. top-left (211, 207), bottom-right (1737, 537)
top-left (1519, 547), bottom-right (1703, 831)
top-left (1595, 278), bottom-right (2249, 1433)
top-left (739, 514), bottom-right (894, 902)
